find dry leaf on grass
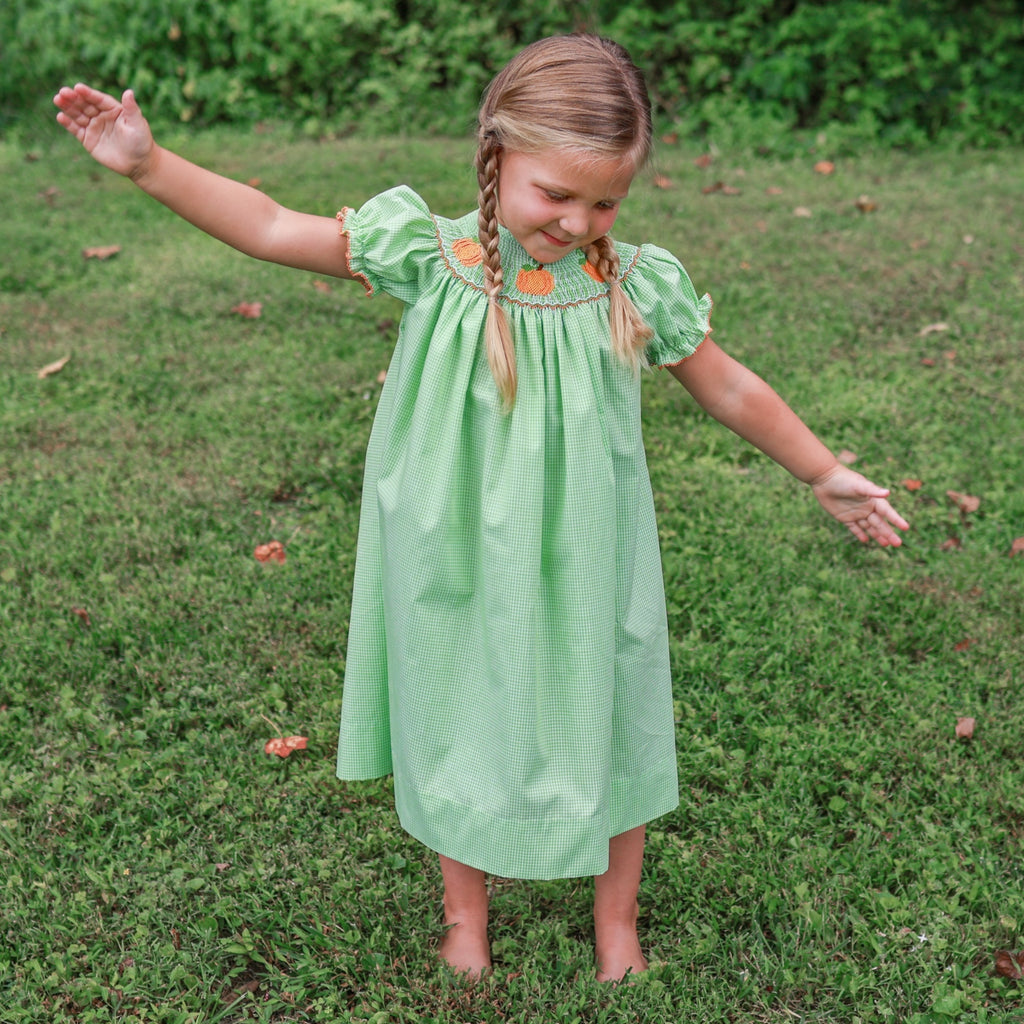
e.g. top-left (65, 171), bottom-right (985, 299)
top-left (837, 449), bottom-right (858, 465)
top-left (83, 244), bottom-right (121, 260)
top-left (814, 160), bottom-right (836, 175)
top-left (947, 491), bottom-right (981, 515)
top-left (702, 181), bottom-right (741, 195)
top-left (918, 322), bottom-right (950, 336)
top-left (254, 540), bottom-right (285, 564)
top-left (231, 301), bottom-right (263, 319)
top-left (955, 716), bottom-right (976, 739)
top-left (793, 206), bottom-right (813, 218)
top-left (1010, 537), bottom-right (1024, 557)
top-left (901, 479), bottom-right (923, 491)
top-left (264, 735), bottom-right (308, 757)
top-left (652, 174), bottom-right (673, 189)
top-left (994, 950), bottom-right (1024, 980)
top-left (37, 355), bottom-right (71, 379)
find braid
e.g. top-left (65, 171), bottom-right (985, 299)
top-left (585, 235), bottom-right (653, 372)
top-left (475, 135), bottom-right (516, 408)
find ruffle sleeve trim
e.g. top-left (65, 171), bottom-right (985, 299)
top-left (337, 207), bottom-right (374, 297)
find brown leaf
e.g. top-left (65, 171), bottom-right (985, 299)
top-left (837, 449), bottom-right (858, 465)
top-left (702, 180), bottom-right (741, 195)
top-left (83, 244), bottom-right (121, 260)
top-left (37, 354), bottom-right (71, 379)
top-left (955, 716), bottom-right (976, 739)
top-left (901, 479), bottom-right (923, 491)
top-left (918, 322), bottom-right (950, 336)
top-left (953, 638), bottom-right (977, 652)
top-left (693, 153), bottom-right (713, 168)
top-left (939, 536), bottom-right (962, 551)
top-left (995, 950), bottom-right (1024, 980)
top-left (254, 540), bottom-right (285, 564)
top-left (264, 735), bottom-right (308, 757)
top-left (855, 195), bottom-right (877, 213)
top-left (1010, 537), bottom-right (1024, 557)
top-left (653, 174), bottom-right (673, 189)
top-left (231, 301), bottom-right (263, 319)
top-left (793, 206), bottom-right (813, 218)
top-left (246, 177), bottom-right (262, 189)
top-left (38, 186), bottom-right (61, 206)
top-left (312, 279), bottom-right (331, 293)
top-left (376, 370), bottom-right (387, 384)
top-left (661, 132), bottom-right (679, 145)
top-left (947, 491), bottom-right (980, 515)
top-left (71, 607), bottom-right (91, 628)
top-left (814, 160), bottom-right (836, 175)
top-left (765, 185), bottom-right (784, 195)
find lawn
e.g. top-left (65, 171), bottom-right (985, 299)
top-left (1, 122), bottom-right (1022, 1023)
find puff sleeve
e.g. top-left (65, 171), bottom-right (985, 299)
top-left (621, 243), bottom-right (714, 367)
top-left (338, 185), bottom-right (441, 304)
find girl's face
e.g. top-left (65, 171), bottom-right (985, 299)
top-left (495, 148), bottom-right (635, 265)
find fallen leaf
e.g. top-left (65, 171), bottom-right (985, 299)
top-left (71, 607), bottom-right (91, 628)
top-left (765, 185), bottom-right (784, 195)
top-left (855, 195), bottom-right (877, 213)
top-left (38, 186), bottom-right (61, 206)
top-left (838, 449), bottom-right (858, 465)
top-left (376, 370), bottom-right (387, 384)
top-left (814, 160), bottom-right (836, 175)
top-left (247, 177), bottom-right (262, 189)
top-left (953, 638), bottom-right (977, 652)
top-left (939, 536), bottom-right (962, 551)
top-left (947, 491), bottom-right (980, 515)
top-left (37, 354), bottom-right (71, 379)
top-left (312, 279), bottom-right (331, 293)
top-left (918, 322), bottom-right (949, 336)
top-left (693, 153), bottom-right (712, 168)
top-left (83, 244), bottom-right (121, 260)
top-left (661, 132), bottom-right (679, 145)
top-left (653, 174), bottom-right (673, 189)
top-left (215, 862), bottom-right (230, 872)
top-left (994, 950), bottom-right (1024, 980)
top-left (231, 301), bottom-right (263, 319)
top-left (702, 180), bottom-right (741, 195)
top-left (171, 927), bottom-right (182, 950)
top-left (901, 479), bottom-right (923, 491)
top-left (264, 735), bottom-right (308, 757)
top-left (955, 717), bottom-right (976, 739)
top-left (254, 540), bottom-right (286, 564)
top-left (1010, 537), bottom-right (1024, 556)
top-left (921, 357), bottom-right (936, 367)
top-left (793, 206), bottom-right (813, 218)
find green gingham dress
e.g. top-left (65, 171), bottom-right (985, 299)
top-left (335, 186), bottom-right (712, 879)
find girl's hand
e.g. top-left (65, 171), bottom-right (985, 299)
top-left (54, 84), bottom-right (154, 180)
top-left (810, 465), bottom-right (909, 547)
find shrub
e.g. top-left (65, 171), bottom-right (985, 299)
top-left (4, 0), bottom-right (1023, 145)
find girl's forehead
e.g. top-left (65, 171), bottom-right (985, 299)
top-left (507, 147), bottom-right (636, 196)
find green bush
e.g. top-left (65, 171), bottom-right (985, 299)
top-left (4, 0), bottom-right (1023, 145)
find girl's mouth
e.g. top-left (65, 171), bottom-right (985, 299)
top-left (541, 231), bottom-right (573, 247)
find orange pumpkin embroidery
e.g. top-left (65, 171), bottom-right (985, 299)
top-left (581, 258), bottom-right (604, 284)
top-left (452, 237), bottom-right (483, 267)
top-left (516, 265), bottom-right (556, 296)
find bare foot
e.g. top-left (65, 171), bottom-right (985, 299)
top-left (439, 919), bottom-right (491, 978)
top-left (595, 923), bottom-right (648, 982)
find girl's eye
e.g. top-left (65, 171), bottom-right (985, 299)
top-left (544, 192), bottom-right (567, 202)
top-left (597, 201), bottom-right (617, 210)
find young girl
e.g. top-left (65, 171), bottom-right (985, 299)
top-left (55, 34), bottom-right (907, 982)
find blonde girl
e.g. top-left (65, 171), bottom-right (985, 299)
top-left (55, 33), bottom-right (907, 982)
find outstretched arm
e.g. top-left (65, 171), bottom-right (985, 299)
top-left (668, 339), bottom-right (909, 547)
top-left (54, 84), bottom-right (353, 279)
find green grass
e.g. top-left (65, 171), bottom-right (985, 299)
top-left (1, 121), bottom-right (1023, 1023)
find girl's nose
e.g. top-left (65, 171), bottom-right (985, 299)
top-left (559, 206), bottom-right (588, 237)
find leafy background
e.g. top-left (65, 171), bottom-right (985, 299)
top-left (3, 0), bottom-right (1023, 146)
